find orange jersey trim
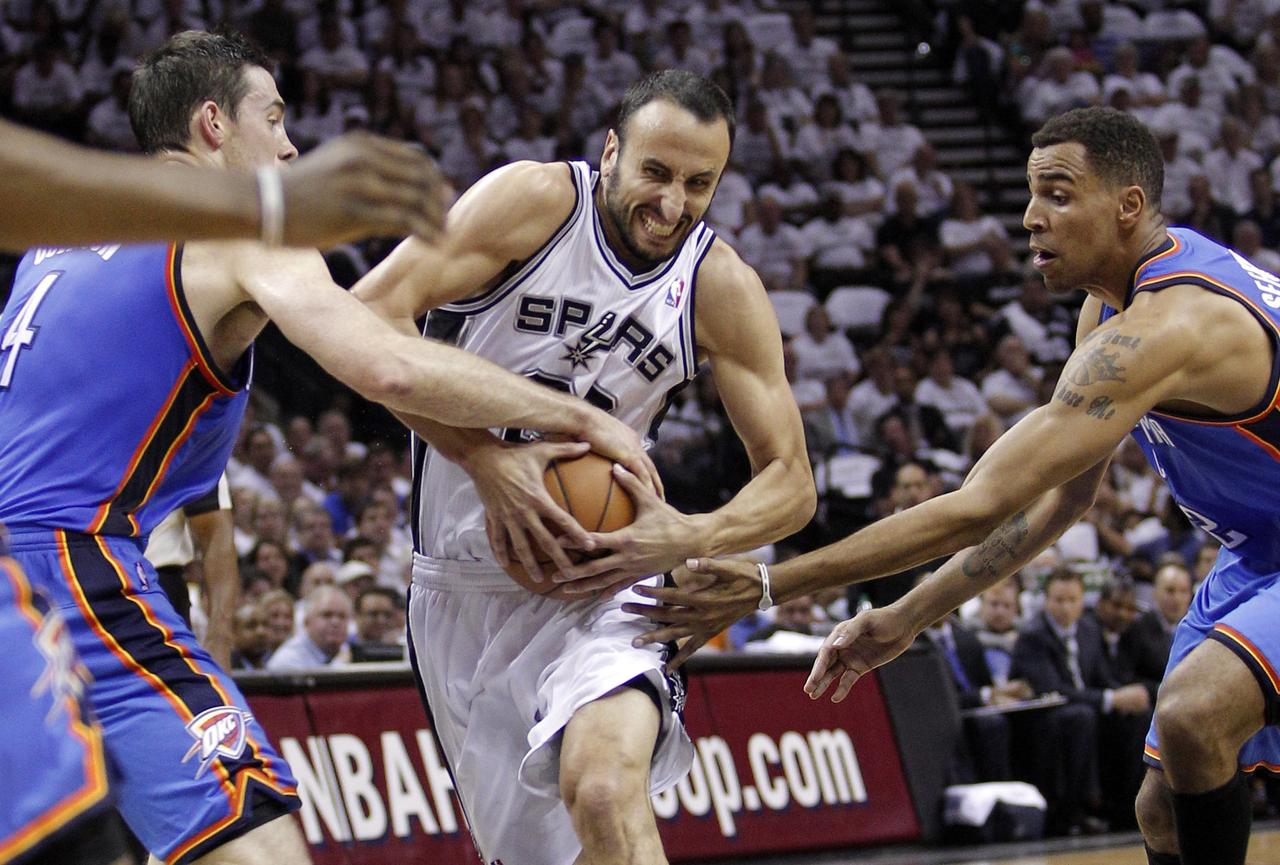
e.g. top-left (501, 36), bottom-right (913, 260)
top-left (1132, 232), bottom-right (1183, 285)
top-left (1214, 623), bottom-right (1280, 694)
top-left (164, 244), bottom-right (236, 398)
top-left (56, 532), bottom-right (238, 802)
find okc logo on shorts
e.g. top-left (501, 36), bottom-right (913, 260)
top-left (182, 706), bottom-right (252, 777)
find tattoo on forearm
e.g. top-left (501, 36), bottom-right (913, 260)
top-left (961, 511), bottom-right (1030, 580)
top-left (1064, 346), bottom-right (1127, 386)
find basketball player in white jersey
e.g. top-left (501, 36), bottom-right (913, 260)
top-left (353, 70), bottom-right (815, 864)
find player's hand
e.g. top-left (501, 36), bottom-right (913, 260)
top-left (283, 132), bottom-right (449, 247)
top-left (804, 605), bottom-right (916, 702)
top-left (462, 438), bottom-right (595, 585)
top-left (553, 464), bottom-right (694, 594)
top-left (574, 410), bottom-right (664, 500)
top-left (621, 556), bottom-right (764, 669)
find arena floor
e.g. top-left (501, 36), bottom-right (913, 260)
top-left (696, 825), bottom-right (1280, 865)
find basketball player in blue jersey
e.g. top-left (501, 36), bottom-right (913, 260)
top-left (0, 30), bottom-right (652, 865)
top-left (353, 70), bottom-right (815, 864)
top-left (639, 106), bottom-right (1280, 865)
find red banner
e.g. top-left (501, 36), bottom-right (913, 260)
top-left (244, 667), bottom-right (919, 863)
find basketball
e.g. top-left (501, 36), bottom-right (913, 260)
top-left (503, 452), bottom-right (636, 597)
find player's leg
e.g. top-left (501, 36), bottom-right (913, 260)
top-left (20, 532), bottom-right (300, 865)
top-left (1156, 637), bottom-right (1264, 865)
top-left (1135, 767), bottom-right (1179, 863)
top-left (559, 684), bottom-right (666, 865)
top-left (147, 816), bottom-right (309, 865)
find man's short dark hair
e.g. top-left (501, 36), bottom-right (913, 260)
top-left (1045, 565), bottom-right (1085, 590)
top-left (130, 30), bottom-right (271, 154)
top-left (1098, 574), bottom-right (1136, 602)
top-left (615, 69), bottom-right (735, 148)
top-left (356, 585), bottom-right (401, 613)
top-left (1031, 106), bottom-right (1164, 211)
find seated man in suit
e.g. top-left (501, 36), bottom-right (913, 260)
top-left (973, 577), bottom-right (1023, 684)
top-left (1011, 567), bottom-right (1151, 835)
top-left (1121, 561), bottom-right (1194, 701)
top-left (925, 612), bottom-right (1033, 783)
top-left (1086, 574), bottom-right (1142, 684)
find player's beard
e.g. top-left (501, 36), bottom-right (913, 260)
top-left (602, 170), bottom-right (685, 269)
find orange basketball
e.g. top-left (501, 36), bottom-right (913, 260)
top-left (503, 452), bottom-right (636, 597)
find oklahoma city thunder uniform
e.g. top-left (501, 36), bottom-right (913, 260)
top-left (0, 553), bottom-right (118, 865)
top-left (1098, 227), bottom-right (1280, 773)
top-left (0, 244), bottom-right (297, 863)
top-left (407, 161), bottom-right (707, 864)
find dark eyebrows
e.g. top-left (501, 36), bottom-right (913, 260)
top-left (640, 157), bottom-right (716, 182)
top-left (265, 99), bottom-right (285, 115)
top-left (1029, 169), bottom-right (1076, 186)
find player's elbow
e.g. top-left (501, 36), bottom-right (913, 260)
top-left (355, 354), bottom-right (417, 408)
top-left (948, 486), bottom-right (1025, 547)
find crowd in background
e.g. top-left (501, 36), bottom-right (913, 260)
top-left (7, 0), bottom-right (1280, 838)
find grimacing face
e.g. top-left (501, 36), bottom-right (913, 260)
top-left (1024, 141), bottom-right (1131, 296)
top-left (599, 100), bottom-right (729, 269)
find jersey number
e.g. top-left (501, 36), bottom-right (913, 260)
top-left (1179, 505), bottom-right (1248, 549)
top-left (501, 371), bottom-right (617, 443)
top-left (0, 272), bottom-right (60, 389)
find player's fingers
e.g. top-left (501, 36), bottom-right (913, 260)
top-left (804, 647), bottom-right (837, 696)
top-left (629, 584), bottom-right (697, 606)
top-left (619, 601), bottom-right (697, 624)
top-left (608, 462), bottom-right (659, 504)
top-left (506, 527), bottom-right (545, 585)
top-left (557, 567), bottom-right (638, 596)
top-left (522, 512), bottom-right (577, 576)
top-left (832, 669), bottom-right (863, 703)
top-left (665, 634), bottom-right (708, 670)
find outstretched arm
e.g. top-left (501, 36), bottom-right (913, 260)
top-left (0, 122), bottom-right (445, 250)
top-left (804, 458), bottom-right (1107, 700)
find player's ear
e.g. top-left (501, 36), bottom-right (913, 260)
top-left (1118, 184), bottom-right (1145, 228)
top-left (194, 99), bottom-right (226, 150)
top-left (601, 129), bottom-right (619, 177)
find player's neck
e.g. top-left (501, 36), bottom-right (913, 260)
top-left (1088, 220), bottom-right (1170, 309)
top-left (159, 149), bottom-right (221, 171)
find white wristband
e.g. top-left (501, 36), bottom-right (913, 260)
top-left (255, 167), bottom-right (285, 247)
top-left (756, 562), bottom-right (773, 611)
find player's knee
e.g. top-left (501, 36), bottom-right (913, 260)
top-left (1135, 770), bottom-right (1175, 842)
top-left (563, 762), bottom-right (646, 824)
top-left (1154, 685), bottom-right (1215, 759)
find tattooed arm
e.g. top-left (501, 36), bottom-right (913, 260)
top-left (631, 291), bottom-right (1189, 663)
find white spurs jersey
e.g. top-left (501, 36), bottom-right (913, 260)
top-left (411, 160), bottom-right (714, 563)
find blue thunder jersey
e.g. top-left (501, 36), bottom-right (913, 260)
top-left (0, 244), bottom-right (250, 537)
top-left (1100, 227), bottom-right (1280, 569)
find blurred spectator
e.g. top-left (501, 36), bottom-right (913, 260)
top-left (230, 603), bottom-right (272, 670)
top-left (336, 558), bottom-right (377, 603)
top-left (1233, 218), bottom-right (1280, 273)
top-left (554, 52), bottom-right (611, 144)
top-left (1167, 35), bottom-right (1246, 116)
top-left (1011, 567), bottom-right (1149, 836)
top-left (705, 162), bottom-right (753, 234)
top-left (324, 455), bottom-right (369, 536)
top-left (733, 98), bottom-right (788, 181)
top-left (803, 371), bottom-right (860, 464)
top-left (876, 181), bottom-right (942, 287)
top-left (1103, 42), bottom-right (1165, 109)
top-left (1120, 561), bottom-right (1192, 701)
top-left (744, 594), bottom-right (826, 652)
top-left (439, 102), bottom-right (501, 188)
top-left (757, 160), bottom-right (819, 223)
top-left (1193, 540), bottom-right (1220, 585)
top-left (245, 0), bottom-right (300, 65)
top-left (86, 65), bottom-right (138, 152)
top-left (785, 7), bottom-right (837, 91)
top-left (1018, 46), bottom-right (1099, 128)
top-left (269, 455), bottom-right (319, 511)
top-left (258, 588), bottom-right (296, 654)
top-left (736, 196), bottom-right (810, 291)
top-left (823, 148), bottom-right (885, 222)
top-left (1182, 173), bottom-right (1236, 245)
top-left (12, 36), bottom-right (82, 135)
top-left (1154, 124), bottom-right (1200, 222)
top-left (791, 93), bottom-right (860, 183)
top-left (230, 425), bottom-right (278, 499)
top-left (792, 304), bottom-right (860, 384)
top-left (653, 19), bottom-right (714, 77)
top-left (586, 18), bottom-right (641, 104)
top-left (250, 496), bottom-right (289, 549)
top-left (1203, 117), bottom-right (1264, 215)
top-left (1243, 167), bottom-right (1280, 246)
top-left (991, 269), bottom-right (1074, 365)
top-left (861, 89), bottom-right (925, 180)
top-left (863, 461), bottom-right (943, 608)
top-left (1088, 574), bottom-right (1141, 683)
top-left (349, 586), bottom-right (406, 662)
top-left (891, 362), bottom-right (961, 452)
top-left (139, 0), bottom-right (205, 56)
top-left (267, 585), bottom-right (353, 669)
top-left (1150, 76), bottom-right (1220, 159)
top-left (292, 507), bottom-right (341, 573)
top-left (940, 182), bottom-right (1011, 278)
top-left (924, 612), bottom-right (1030, 782)
top-left (757, 51), bottom-right (811, 136)
top-left (915, 349), bottom-right (987, 440)
top-left (816, 52), bottom-right (878, 126)
top-left (246, 539), bottom-right (293, 594)
top-left (802, 193), bottom-right (876, 276)
top-left (982, 334), bottom-right (1041, 428)
top-left (848, 349), bottom-right (899, 442)
top-left (887, 142), bottom-right (953, 219)
top-left (921, 288), bottom-right (988, 379)
top-left (783, 338), bottom-right (826, 414)
top-left (973, 577), bottom-right (1023, 684)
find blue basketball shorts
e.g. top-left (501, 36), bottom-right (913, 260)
top-left (6, 529), bottom-right (299, 864)
top-left (1144, 547), bottom-right (1280, 773)
top-left (0, 555), bottom-right (115, 865)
